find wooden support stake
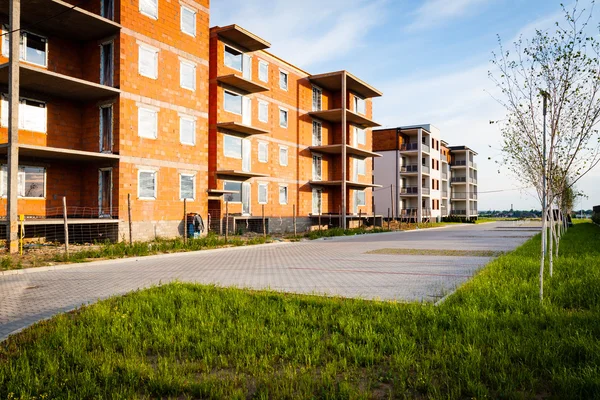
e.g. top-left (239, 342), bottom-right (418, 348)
top-left (388, 208), bottom-right (391, 230)
top-left (63, 197), bottom-right (69, 257)
top-left (183, 198), bottom-right (187, 244)
top-left (262, 204), bottom-right (266, 238)
top-left (390, 184), bottom-right (394, 221)
top-left (319, 212), bottom-right (322, 232)
top-left (359, 209), bottom-right (362, 228)
top-left (293, 204), bottom-right (297, 237)
top-left (225, 200), bottom-right (229, 243)
top-left (127, 193), bottom-right (133, 245)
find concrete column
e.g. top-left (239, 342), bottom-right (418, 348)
top-left (465, 151), bottom-right (471, 221)
top-left (7, 0), bottom-right (20, 253)
top-left (417, 128), bottom-right (422, 223)
top-left (341, 72), bottom-right (347, 229)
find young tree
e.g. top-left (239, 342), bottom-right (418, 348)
top-left (490, 1), bottom-right (600, 301)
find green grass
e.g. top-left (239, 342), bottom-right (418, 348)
top-left (1, 223), bottom-right (600, 398)
top-left (305, 226), bottom-right (390, 240)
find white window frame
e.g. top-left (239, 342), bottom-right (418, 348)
top-left (279, 107), bottom-right (288, 128)
top-left (258, 60), bottom-right (269, 82)
top-left (279, 184), bottom-right (288, 205)
top-left (223, 180), bottom-right (242, 203)
top-left (138, 43), bottom-right (159, 79)
top-left (180, 60), bottom-right (196, 91)
top-left (180, 5), bottom-right (196, 37)
top-left (312, 86), bottom-right (322, 112)
top-left (312, 153), bottom-right (322, 181)
top-left (353, 94), bottom-right (366, 115)
top-left (139, 0), bottom-right (158, 19)
top-left (258, 100), bottom-right (269, 123)
top-left (355, 190), bottom-right (366, 206)
top-left (312, 188), bottom-right (323, 215)
top-left (224, 45), bottom-right (243, 72)
top-left (279, 146), bottom-right (288, 166)
top-left (258, 141), bottom-right (268, 163)
top-left (1, 95), bottom-right (47, 133)
top-left (258, 182), bottom-right (268, 204)
top-left (312, 120), bottom-right (322, 146)
top-left (99, 103), bottom-right (113, 153)
top-left (179, 115), bottom-right (196, 145)
top-left (357, 158), bottom-right (366, 176)
top-left (356, 126), bottom-right (366, 146)
top-left (2, 28), bottom-right (48, 68)
top-left (137, 106), bottom-right (158, 139)
top-left (138, 170), bottom-right (157, 200)
top-left (279, 70), bottom-right (289, 91)
top-left (0, 165), bottom-right (47, 199)
top-left (179, 173), bottom-right (196, 201)
top-left (223, 134), bottom-right (242, 159)
top-left (224, 89), bottom-right (243, 115)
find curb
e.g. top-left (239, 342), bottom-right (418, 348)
top-left (0, 240), bottom-right (292, 277)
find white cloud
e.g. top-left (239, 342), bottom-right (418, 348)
top-left (406, 0), bottom-right (491, 31)
top-left (211, 0), bottom-right (388, 69)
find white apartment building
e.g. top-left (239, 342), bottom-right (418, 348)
top-left (372, 125), bottom-right (477, 222)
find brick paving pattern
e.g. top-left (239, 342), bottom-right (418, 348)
top-left (0, 221), bottom-right (539, 341)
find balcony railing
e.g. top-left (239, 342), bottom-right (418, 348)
top-left (422, 165), bottom-right (430, 174)
top-left (451, 177), bottom-right (467, 183)
top-left (441, 172), bottom-right (448, 179)
top-left (422, 143), bottom-right (430, 153)
top-left (400, 186), bottom-right (419, 194)
top-left (453, 209), bottom-right (467, 216)
top-left (400, 165), bottom-right (418, 173)
top-left (470, 193), bottom-right (478, 200)
top-left (470, 209), bottom-right (478, 215)
top-left (400, 143), bottom-right (419, 151)
top-left (400, 208), bottom-right (418, 216)
top-left (469, 177), bottom-right (477, 184)
top-left (422, 187), bottom-right (430, 195)
top-left (472, 162), bottom-right (478, 169)
top-left (442, 191), bottom-right (448, 197)
top-left (452, 193), bottom-right (467, 199)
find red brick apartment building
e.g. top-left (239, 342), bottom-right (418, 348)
top-left (0, 0), bottom-right (381, 252)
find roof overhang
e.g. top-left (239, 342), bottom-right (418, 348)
top-left (0, 63), bottom-right (120, 101)
top-left (216, 122), bottom-right (269, 136)
top-left (212, 25), bottom-right (271, 51)
top-left (216, 74), bottom-right (269, 94)
top-left (0, 144), bottom-right (120, 163)
top-left (308, 71), bottom-right (382, 98)
top-left (0, 0), bottom-right (121, 41)
top-left (309, 109), bottom-right (381, 128)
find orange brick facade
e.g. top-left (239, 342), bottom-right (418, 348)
top-left (0, 0), bottom-right (380, 241)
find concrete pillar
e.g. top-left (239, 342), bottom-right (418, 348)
top-left (7, 0), bottom-right (20, 253)
top-left (417, 128), bottom-right (422, 223)
top-left (341, 72), bottom-right (347, 229)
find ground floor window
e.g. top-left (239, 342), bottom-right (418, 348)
top-left (224, 181), bottom-right (242, 203)
top-left (138, 170), bottom-right (157, 199)
top-left (0, 165), bottom-right (45, 198)
top-left (180, 174), bottom-right (195, 200)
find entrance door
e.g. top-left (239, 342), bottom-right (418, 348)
top-left (242, 182), bottom-right (251, 215)
top-left (99, 168), bottom-right (112, 217)
top-left (242, 96), bottom-right (251, 126)
top-left (242, 138), bottom-right (251, 172)
top-left (100, 105), bottom-right (112, 153)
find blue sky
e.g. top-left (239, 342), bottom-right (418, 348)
top-left (211, 0), bottom-right (600, 211)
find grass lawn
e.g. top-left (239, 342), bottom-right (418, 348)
top-left (1, 223), bottom-right (599, 398)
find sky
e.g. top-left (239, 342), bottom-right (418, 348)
top-left (211, 0), bottom-right (600, 211)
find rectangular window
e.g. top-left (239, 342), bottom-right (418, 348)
top-left (138, 170), bottom-right (157, 199)
top-left (258, 101), bottom-right (268, 122)
top-left (355, 190), bottom-right (366, 206)
top-left (2, 29), bottom-right (48, 67)
top-left (100, 105), bottom-right (113, 152)
top-left (279, 70), bottom-right (288, 91)
top-left (258, 60), bottom-right (269, 82)
top-left (180, 174), bottom-right (195, 200)
top-left (100, 41), bottom-right (114, 86)
top-left (312, 120), bottom-right (322, 146)
top-left (223, 135), bottom-right (242, 159)
top-left (312, 86), bottom-right (322, 111)
top-left (2, 96), bottom-right (47, 133)
top-left (279, 185), bottom-right (288, 204)
top-left (180, 6), bottom-right (196, 36)
top-left (180, 60), bottom-right (196, 90)
top-left (258, 182), bottom-right (268, 204)
top-left (224, 90), bottom-right (243, 115)
top-left (258, 141), bottom-right (268, 163)
top-left (138, 107), bottom-right (158, 139)
top-left (140, 0), bottom-right (158, 19)
top-left (224, 181), bottom-right (242, 203)
top-left (356, 127), bottom-right (366, 145)
top-left (180, 116), bottom-right (195, 145)
top-left (357, 158), bottom-right (366, 176)
top-left (224, 46), bottom-right (243, 71)
top-left (354, 95), bottom-right (366, 115)
top-left (279, 146), bottom-right (288, 166)
top-left (139, 44), bottom-right (158, 79)
top-left (101, 0), bottom-right (114, 20)
top-left (279, 108), bottom-right (288, 128)
top-left (0, 165), bottom-right (45, 198)
top-left (312, 154), bottom-right (322, 181)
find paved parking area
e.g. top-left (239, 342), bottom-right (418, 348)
top-left (0, 221), bottom-right (539, 341)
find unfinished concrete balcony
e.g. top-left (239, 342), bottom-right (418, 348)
top-left (0, 0), bottom-right (121, 42)
top-left (308, 144), bottom-right (381, 159)
top-left (309, 179), bottom-right (381, 190)
top-left (308, 108), bottom-right (380, 129)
